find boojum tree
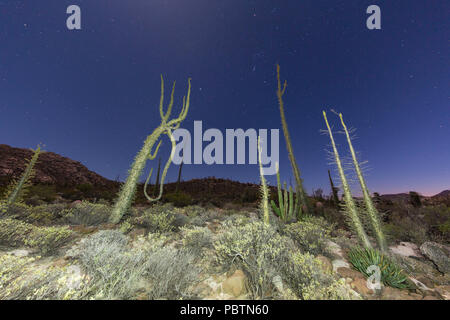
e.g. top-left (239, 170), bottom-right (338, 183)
top-left (322, 111), bottom-right (371, 249)
top-left (339, 113), bottom-right (387, 252)
top-left (109, 75), bottom-right (192, 224)
top-left (276, 65), bottom-right (310, 216)
top-left (2, 144), bottom-right (41, 212)
top-left (258, 136), bottom-right (270, 226)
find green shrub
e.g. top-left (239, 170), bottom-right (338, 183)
top-left (137, 203), bottom-right (176, 233)
top-left (383, 218), bottom-right (427, 245)
top-left (282, 251), bottom-right (353, 300)
top-left (348, 247), bottom-right (413, 289)
top-left (0, 218), bottom-right (73, 254)
top-left (164, 192), bottom-right (193, 207)
top-left (64, 201), bottom-right (111, 225)
top-left (183, 205), bottom-right (207, 218)
top-left (284, 217), bottom-right (332, 255)
top-left (27, 185), bottom-right (57, 203)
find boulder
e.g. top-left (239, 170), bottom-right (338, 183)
top-left (332, 259), bottom-right (350, 272)
top-left (420, 242), bottom-right (450, 274)
top-left (351, 278), bottom-right (374, 297)
top-left (222, 269), bottom-right (247, 297)
top-left (390, 242), bottom-right (423, 259)
top-left (337, 267), bottom-right (366, 280)
top-left (316, 255), bottom-right (333, 274)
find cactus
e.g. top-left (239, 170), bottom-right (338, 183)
top-left (339, 113), bottom-right (387, 252)
top-left (276, 65), bottom-right (310, 215)
top-left (258, 136), bottom-right (270, 225)
top-left (328, 169), bottom-right (340, 207)
top-left (322, 111), bottom-right (371, 248)
top-left (270, 162), bottom-right (298, 223)
top-left (109, 75), bottom-right (191, 224)
top-left (2, 144), bottom-right (41, 210)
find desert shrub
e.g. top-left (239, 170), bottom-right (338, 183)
top-left (383, 217), bottom-right (428, 245)
top-left (348, 247), bottom-right (413, 289)
top-left (181, 226), bottom-right (213, 256)
top-left (63, 201), bottom-right (111, 225)
top-left (164, 192), bottom-right (192, 207)
top-left (28, 185), bottom-right (57, 203)
top-left (26, 203), bottom-right (68, 224)
top-left (214, 220), bottom-right (352, 299)
top-left (145, 246), bottom-right (201, 299)
top-left (183, 205), bottom-right (207, 218)
top-left (171, 213), bottom-right (189, 229)
top-left (214, 220), bottom-right (292, 298)
top-left (284, 217), bottom-right (332, 255)
top-left (281, 251), bottom-right (354, 300)
top-left (0, 253), bottom-right (87, 300)
top-left (0, 218), bottom-right (73, 254)
top-left (222, 214), bottom-right (251, 227)
top-left (1, 202), bottom-right (30, 219)
top-left (138, 203), bottom-right (176, 233)
top-left (189, 214), bottom-right (208, 227)
top-left (119, 220), bottom-right (133, 234)
top-left (69, 230), bottom-right (147, 299)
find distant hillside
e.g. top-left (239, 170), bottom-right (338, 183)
top-left (0, 144), bottom-right (448, 206)
top-left (0, 144), bottom-right (112, 187)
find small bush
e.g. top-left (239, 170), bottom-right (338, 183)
top-left (0, 218), bottom-right (73, 254)
top-left (64, 201), bottom-right (111, 226)
top-left (284, 217), bottom-right (331, 255)
top-left (164, 192), bottom-right (192, 207)
top-left (145, 246), bottom-right (201, 299)
top-left (214, 220), bottom-right (292, 298)
top-left (181, 226), bottom-right (213, 256)
top-left (282, 251), bottom-right (353, 300)
top-left (69, 230), bottom-right (147, 299)
top-left (214, 220), bottom-right (352, 299)
top-left (183, 205), bottom-right (207, 218)
top-left (0, 253), bottom-right (87, 300)
top-left (138, 203), bottom-right (176, 233)
top-left (348, 247), bottom-right (413, 289)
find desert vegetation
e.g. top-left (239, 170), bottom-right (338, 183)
top-left (0, 71), bottom-right (448, 300)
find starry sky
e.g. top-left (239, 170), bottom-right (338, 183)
top-left (0, 1), bottom-right (448, 196)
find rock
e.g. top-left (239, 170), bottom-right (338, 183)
top-left (272, 275), bottom-right (284, 293)
top-left (70, 200), bottom-right (83, 208)
top-left (337, 267), bottom-right (365, 280)
top-left (381, 287), bottom-right (415, 300)
top-left (434, 285), bottom-right (450, 300)
top-left (222, 270), bottom-right (247, 297)
top-left (420, 242), bottom-right (450, 273)
top-left (351, 278), bottom-right (374, 297)
top-left (332, 259), bottom-right (350, 272)
top-left (409, 277), bottom-right (431, 291)
top-left (325, 240), bottom-right (345, 259)
top-left (390, 242), bottom-right (423, 259)
top-left (423, 295), bottom-right (441, 300)
top-left (316, 255), bottom-right (333, 273)
top-left (416, 275), bottom-right (435, 289)
top-left (8, 249), bottom-right (30, 257)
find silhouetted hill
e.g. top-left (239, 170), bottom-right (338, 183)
top-left (0, 144), bottom-right (111, 187)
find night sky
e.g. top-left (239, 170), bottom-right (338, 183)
top-left (0, 1), bottom-right (448, 196)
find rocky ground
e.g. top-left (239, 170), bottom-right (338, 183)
top-left (0, 202), bottom-right (449, 300)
